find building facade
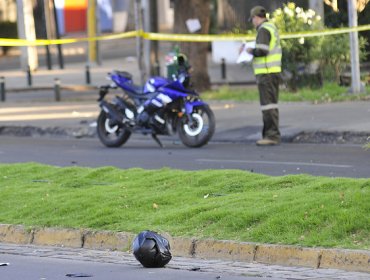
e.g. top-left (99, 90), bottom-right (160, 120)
top-left (55, 0), bottom-right (173, 35)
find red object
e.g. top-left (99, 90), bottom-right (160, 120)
top-left (64, 0), bottom-right (87, 33)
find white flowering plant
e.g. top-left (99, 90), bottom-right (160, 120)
top-left (271, 2), bottom-right (323, 90)
top-left (271, 2), bottom-right (368, 89)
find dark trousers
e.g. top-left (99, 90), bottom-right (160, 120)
top-left (256, 73), bottom-right (281, 141)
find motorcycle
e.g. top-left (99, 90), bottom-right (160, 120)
top-left (96, 70), bottom-right (215, 148)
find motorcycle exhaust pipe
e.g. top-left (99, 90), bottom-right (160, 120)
top-left (100, 100), bottom-right (125, 125)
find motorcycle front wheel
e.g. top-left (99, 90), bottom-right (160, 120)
top-left (97, 110), bottom-right (131, 147)
top-left (177, 105), bottom-right (215, 148)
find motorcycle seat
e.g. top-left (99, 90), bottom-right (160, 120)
top-left (114, 70), bottom-right (133, 80)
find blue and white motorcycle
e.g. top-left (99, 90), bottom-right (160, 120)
top-left (96, 70), bottom-right (215, 148)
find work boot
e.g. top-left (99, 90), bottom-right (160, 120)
top-left (256, 138), bottom-right (280, 146)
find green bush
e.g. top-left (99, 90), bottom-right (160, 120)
top-left (319, 33), bottom-right (368, 82)
top-left (270, 2), bottom-right (368, 90)
top-left (0, 21), bottom-right (18, 55)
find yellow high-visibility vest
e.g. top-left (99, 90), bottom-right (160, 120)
top-left (253, 22), bottom-right (282, 75)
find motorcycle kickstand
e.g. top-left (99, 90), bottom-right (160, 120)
top-left (151, 134), bottom-right (163, 148)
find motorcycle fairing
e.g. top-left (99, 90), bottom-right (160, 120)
top-left (185, 100), bottom-right (207, 114)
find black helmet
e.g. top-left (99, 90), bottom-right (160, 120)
top-left (132, 230), bottom-right (172, 268)
top-left (176, 53), bottom-right (187, 66)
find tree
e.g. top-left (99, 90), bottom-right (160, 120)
top-left (324, 0), bottom-right (369, 93)
top-left (173, 0), bottom-right (211, 91)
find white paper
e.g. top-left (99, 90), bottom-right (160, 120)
top-left (236, 41), bottom-right (255, 64)
top-left (186, 19), bottom-right (201, 33)
top-left (212, 41), bottom-right (243, 64)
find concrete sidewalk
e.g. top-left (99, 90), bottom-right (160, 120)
top-left (1, 224), bottom-right (369, 275)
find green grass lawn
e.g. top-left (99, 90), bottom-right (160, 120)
top-left (202, 83), bottom-right (370, 103)
top-left (0, 163), bottom-right (369, 250)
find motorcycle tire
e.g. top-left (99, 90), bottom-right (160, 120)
top-left (177, 104), bottom-right (215, 148)
top-left (97, 110), bottom-right (131, 147)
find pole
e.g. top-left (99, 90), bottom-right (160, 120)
top-left (87, 0), bottom-right (101, 66)
top-left (134, 0), bottom-right (145, 85)
top-left (347, 0), bottom-right (362, 93)
top-left (16, 0), bottom-right (38, 71)
top-left (45, 45), bottom-right (52, 70)
top-left (86, 65), bottom-right (91, 84)
top-left (150, 0), bottom-right (159, 76)
top-left (27, 65), bottom-right (32, 86)
top-left (52, 0), bottom-right (64, 69)
top-left (0, 77), bottom-right (5, 102)
top-left (142, 0), bottom-right (151, 79)
top-left (43, 0), bottom-right (53, 70)
top-left (54, 78), bottom-right (61, 101)
top-left (143, 0), bottom-right (159, 76)
top-left (221, 58), bottom-right (226, 80)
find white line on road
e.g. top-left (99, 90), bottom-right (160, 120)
top-left (0, 104), bottom-right (97, 114)
top-left (0, 112), bottom-right (96, 121)
top-left (196, 159), bottom-right (352, 168)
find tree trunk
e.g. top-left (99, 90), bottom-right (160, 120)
top-left (173, 0), bottom-right (211, 92)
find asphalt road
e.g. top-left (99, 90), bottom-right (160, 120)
top-left (1, 244), bottom-right (368, 280)
top-left (0, 135), bottom-right (369, 178)
top-left (1, 252), bottom-right (250, 280)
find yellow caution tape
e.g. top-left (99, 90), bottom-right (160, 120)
top-left (0, 30), bottom-right (139, 46)
top-left (142, 32), bottom-right (256, 42)
top-left (0, 25), bottom-right (369, 46)
top-left (280, 24), bottom-right (370, 39)
top-left (144, 24), bottom-right (370, 41)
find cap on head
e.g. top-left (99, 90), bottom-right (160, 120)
top-left (249, 6), bottom-right (266, 22)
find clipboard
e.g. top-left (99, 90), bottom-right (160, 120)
top-left (236, 41), bottom-right (255, 64)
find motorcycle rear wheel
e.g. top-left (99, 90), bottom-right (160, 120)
top-left (97, 110), bottom-right (131, 147)
top-left (177, 105), bottom-right (215, 148)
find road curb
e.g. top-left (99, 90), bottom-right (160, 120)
top-left (0, 224), bottom-right (368, 273)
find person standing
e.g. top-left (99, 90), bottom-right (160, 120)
top-left (245, 6), bottom-right (282, 146)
